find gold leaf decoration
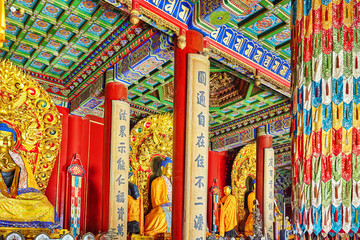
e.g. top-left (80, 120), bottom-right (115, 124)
top-left (0, 60), bottom-right (62, 192)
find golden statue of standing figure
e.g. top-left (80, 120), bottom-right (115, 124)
top-left (218, 186), bottom-right (238, 238)
top-left (244, 177), bottom-right (256, 236)
top-left (144, 157), bottom-right (173, 236)
top-left (0, 122), bottom-right (60, 228)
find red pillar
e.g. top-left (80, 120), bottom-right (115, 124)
top-left (255, 126), bottom-right (272, 218)
top-left (64, 115), bottom-right (83, 230)
top-left (101, 74), bottom-right (128, 232)
top-left (172, 30), bottom-right (203, 240)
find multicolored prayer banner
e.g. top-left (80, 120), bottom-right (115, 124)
top-left (109, 100), bottom-right (130, 238)
top-left (183, 53), bottom-right (210, 240)
top-left (263, 148), bottom-right (275, 240)
top-left (68, 154), bottom-right (85, 238)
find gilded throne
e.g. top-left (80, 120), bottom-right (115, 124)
top-left (0, 61), bottom-right (62, 236)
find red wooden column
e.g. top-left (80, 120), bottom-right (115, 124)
top-left (64, 115), bottom-right (83, 230)
top-left (172, 30), bottom-right (203, 240)
top-left (101, 68), bottom-right (128, 232)
top-left (255, 126), bottom-right (272, 217)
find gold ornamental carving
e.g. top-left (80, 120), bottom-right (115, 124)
top-left (0, 60), bottom-right (62, 192)
top-left (231, 143), bottom-right (256, 227)
top-left (129, 113), bottom-right (173, 213)
top-left (139, 6), bottom-right (180, 36)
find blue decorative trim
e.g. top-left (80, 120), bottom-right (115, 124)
top-left (17, 188), bottom-right (41, 195)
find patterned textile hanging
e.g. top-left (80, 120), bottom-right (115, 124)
top-left (291, 0), bottom-right (360, 236)
top-left (68, 154), bottom-right (85, 238)
top-left (210, 179), bottom-right (221, 234)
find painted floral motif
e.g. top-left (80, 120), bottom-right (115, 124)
top-left (248, 13), bottom-right (282, 34)
top-left (66, 14), bottom-right (85, 27)
top-left (32, 61), bottom-right (43, 67)
top-left (268, 29), bottom-right (290, 45)
top-left (12, 54), bottom-right (24, 61)
top-left (48, 40), bottom-right (62, 50)
top-left (7, 10), bottom-right (26, 22)
top-left (91, 25), bottom-right (102, 33)
top-left (68, 48), bottom-right (81, 56)
top-left (25, 32), bottom-right (42, 43)
top-left (40, 52), bottom-right (52, 59)
top-left (61, 59), bottom-right (70, 64)
top-left (18, 44), bottom-right (32, 52)
top-left (99, 10), bottom-right (119, 24)
top-left (51, 68), bottom-right (62, 73)
top-left (43, 4), bottom-right (60, 18)
top-left (36, 20), bottom-right (48, 28)
top-left (6, 24), bottom-right (16, 31)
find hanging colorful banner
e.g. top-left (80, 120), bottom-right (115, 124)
top-left (109, 100), bottom-right (130, 238)
top-left (183, 53), bottom-right (210, 240)
top-left (68, 154), bottom-right (85, 238)
top-left (263, 148), bottom-right (275, 240)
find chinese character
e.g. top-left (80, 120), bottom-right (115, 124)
top-left (198, 71), bottom-right (206, 86)
top-left (116, 175), bottom-right (125, 186)
top-left (117, 157), bottom-right (125, 171)
top-left (195, 196), bottom-right (203, 206)
top-left (269, 192), bottom-right (273, 199)
top-left (116, 191), bottom-right (125, 203)
top-left (268, 203), bottom-right (273, 210)
top-left (196, 238), bottom-right (203, 240)
top-left (195, 154), bottom-right (204, 168)
top-left (196, 133), bottom-right (205, 148)
top-left (198, 112), bottom-right (205, 127)
top-left (117, 207), bottom-right (125, 221)
top-left (268, 213), bottom-right (273, 221)
top-left (269, 180), bottom-right (273, 188)
top-left (118, 142), bottom-right (126, 153)
top-left (268, 159), bottom-right (274, 167)
top-left (117, 224), bottom-right (124, 236)
top-left (197, 91), bottom-right (206, 107)
top-left (194, 214), bottom-right (204, 230)
top-left (119, 125), bottom-right (126, 137)
top-left (269, 169), bottom-right (273, 177)
top-left (195, 176), bottom-right (204, 188)
top-left (119, 109), bottom-right (127, 121)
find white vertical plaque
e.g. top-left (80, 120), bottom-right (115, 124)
top-left (264, 148), bottom-right (275, 240)
top-left (183, 53), bottom-right (210, 240)
top-left (109, 100), bottom-right (130, 239)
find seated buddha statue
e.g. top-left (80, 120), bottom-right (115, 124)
top-left (245, 177), bottom-right (256, 236)
top-left (144, 157), bottom-right (172, 236)
top-left (219, 186), bottom-right (238, 238)
top-left (0, 122), bottom-right (60, 229)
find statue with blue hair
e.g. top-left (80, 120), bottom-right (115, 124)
top-left (0, 122), bottom-right (60, 229)
top-left (144, 156), bottom-right (173, 236)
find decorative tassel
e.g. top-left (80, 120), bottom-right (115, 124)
top-left (356, 57), bottom-right (358, 69)
top-left (326, 83), bottom-right (329, 95)
top-left (336, 55), bottom-right (340, 69)
top-left (316, 85), bottom-right (319, 97)
top-left (356, 211), bottom-right (358, 224)
top-left (346, 82), bottom-right (349, 94)
top-left (325, 9), bottom-right (328, 21)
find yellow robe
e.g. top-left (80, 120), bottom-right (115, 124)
top-left (128, 195), bottom-right (140, 222)
top-left (0, 150), bottom-right (58, 228)
top-left (245, 191), bottom-right (256, 236)
top-left (219, 194), bottom-right (238, 237)
top-left (144, 176), bottom-right (171, 236)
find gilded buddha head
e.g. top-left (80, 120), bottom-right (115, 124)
top-left (0, 123), bottom-right (17, 153)
top-left (160, 157), bottom-right (173, 179)
top-left (224, 186), bottom-right (232, 196)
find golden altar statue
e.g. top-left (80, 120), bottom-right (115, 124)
top-left (231, 143), bottom-right (256, 234)
top-left (0, 60), bottom-right (62, 236)
top-left (129, 113), bottom-right (173, 239)
top-left (218, 186), bottom-right (238, 238)
top-left (144, 157), bottom-right (172, 236)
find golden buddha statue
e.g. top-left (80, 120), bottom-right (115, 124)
top-left (219, 186), bottom-right (238, 238)
top-left (0, 122), bottom-right (60, 228)
top-left (245, 177), bottom-right (256, 236)
top-left (144, 157), bottom-right (172, 236)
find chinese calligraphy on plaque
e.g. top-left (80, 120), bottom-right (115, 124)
top-left (109, 101), bottom-right (130, 239)
top-left (183, 54), bottom-right (210, 240)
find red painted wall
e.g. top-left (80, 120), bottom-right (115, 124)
top-left (45, 109), bottom-right (104, 234)
top-left (207, 151), bottom-right (228, 232)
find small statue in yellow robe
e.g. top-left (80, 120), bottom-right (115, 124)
top-left (219, 186), bottom-right (238, 238)
top-left (0, 122), bottom-right (60, 228)
top-left (144, 157), bottom-right (172, 236)
top-left (245, 178), bottom-right (256, 236)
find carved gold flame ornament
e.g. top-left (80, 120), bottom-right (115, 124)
top-left (0, 60), bottom-right (62, 192)
top-left (231, 143), bottom-right (256, 225)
